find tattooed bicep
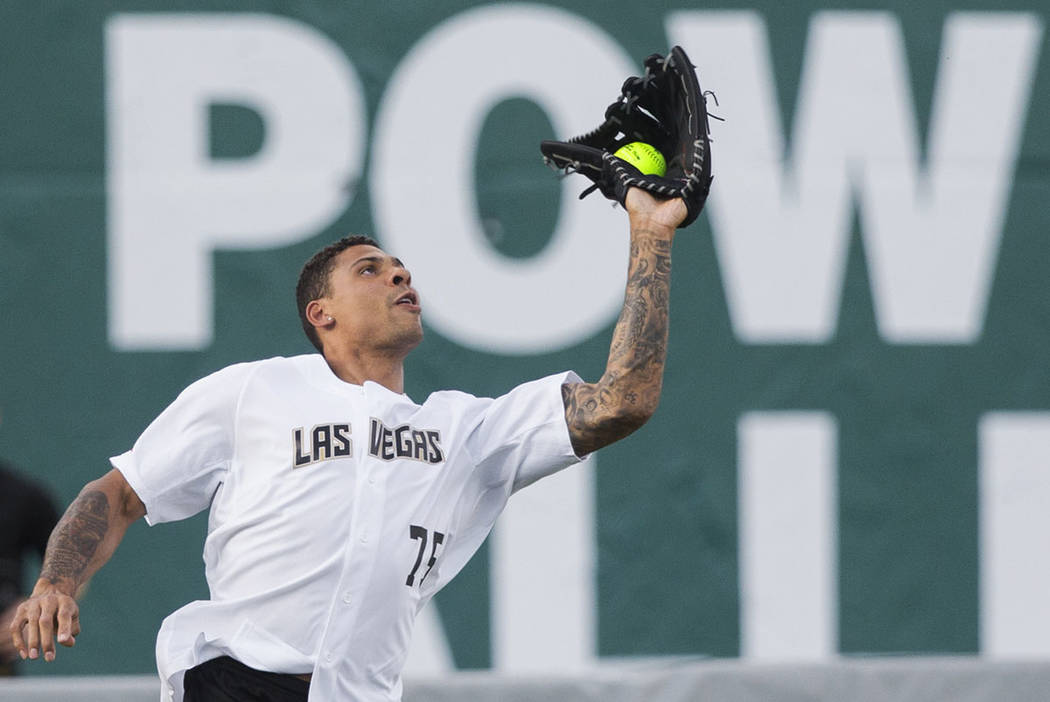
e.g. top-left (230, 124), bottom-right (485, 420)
top-left (561, 382), bottom-right (639, 457)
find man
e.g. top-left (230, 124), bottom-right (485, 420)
top-left (9, 188), bottom-right (686, 701)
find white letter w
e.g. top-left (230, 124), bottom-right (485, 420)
top-left (668, 11), bottom-right (1042, 343)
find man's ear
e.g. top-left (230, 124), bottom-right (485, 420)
top-left (305, 300), bottom-right (334, 330)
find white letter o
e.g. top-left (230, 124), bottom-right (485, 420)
top-left (373, 4), bottom-right (636, 354)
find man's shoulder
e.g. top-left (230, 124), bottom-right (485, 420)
top-left (206, 354), bottom-right (319, 378)
top-left (227, 353), bottom-right (317, 369)
top-left (423, 372), bottom-right (581, 405)
top-left (422, 387), bottom-right (487, 407)
top-left (178, 355), bottom-right (319, 400)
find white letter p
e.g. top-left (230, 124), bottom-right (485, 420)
top-left (106, 14), bottom-right (365, 350)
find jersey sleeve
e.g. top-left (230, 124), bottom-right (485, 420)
top-left (109, 363), bottom-right (254, 525)
top-left (428, 372), bottom-right (585, 589)
top-left (466, 370), bottom-right (585, 493)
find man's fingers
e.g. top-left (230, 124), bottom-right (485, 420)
top-left (37, 601), bottom-right (57, 661)
top-left (57, 601), bottom-right (79, 647)
top-left (23, 602), bottom-right (41, 659)
top-left (8, 595), bottom-right (81, 661)
top-left (9, 607), bottom-right (28, 659)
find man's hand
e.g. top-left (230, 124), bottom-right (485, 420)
top-left (9, 586), bottom-right (80, 662)
top-left (624, 189), bottom-right (688, 233)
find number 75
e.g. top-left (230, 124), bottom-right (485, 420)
top-left (406, 525), bottom-right (445, 587)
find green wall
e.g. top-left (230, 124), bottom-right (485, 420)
top-left (1, 0), bottom-right (1047, 675)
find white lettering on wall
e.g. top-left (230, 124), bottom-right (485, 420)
top-left (372, 3), bottom-right (635, 354)
top-left (738, 412), bottom-right (838, 659)
top-left (106, 14), bottom-right (365, 349)
top-left (667, 11), bottom-right (1042, 343)
top-left (979, 413), bottom-right (1050, 658)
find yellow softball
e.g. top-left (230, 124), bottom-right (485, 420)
top-left (613, 141), bottom-right (667, 177)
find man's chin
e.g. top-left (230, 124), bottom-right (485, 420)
top-left (397, 325), bottom-right (424, 353)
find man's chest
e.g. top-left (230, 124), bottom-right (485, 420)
top-left (208, 386), bottom-right (468, 579)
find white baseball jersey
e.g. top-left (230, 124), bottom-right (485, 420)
top-left (110, 354), bottom-right (583, 702)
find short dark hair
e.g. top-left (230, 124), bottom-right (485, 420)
top-left (296, 235), bottom-right (380, 352)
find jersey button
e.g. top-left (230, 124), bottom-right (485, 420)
top-left (324, 652), bottom-right (333, 663)
top-left (342, 591), bottom-right (352, 604)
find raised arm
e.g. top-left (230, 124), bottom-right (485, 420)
top-left (562, 188), bottom-right (688, 456)
top-left (9, 468), bottom-right (145, 662)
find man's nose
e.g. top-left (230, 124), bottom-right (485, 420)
top-left (391, 266), bottom-right (411, 287)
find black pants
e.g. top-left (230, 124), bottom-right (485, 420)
top-left (184, 656), bottom-right (310, 702)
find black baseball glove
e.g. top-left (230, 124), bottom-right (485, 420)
top-left (540, 46), bottom-right (714, 228)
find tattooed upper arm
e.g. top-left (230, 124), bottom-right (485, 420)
top-left (562, 381), bottom-right (651, 457)
top-left (109, 469), bottom-right (146, 522)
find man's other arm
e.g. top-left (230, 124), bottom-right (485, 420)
top-left (8, 468), bottom-right (145, 662)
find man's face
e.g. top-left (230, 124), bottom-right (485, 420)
top-left (321, 245), bottom-right (423, 354)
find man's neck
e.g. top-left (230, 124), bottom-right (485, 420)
top-left (321, 349), bottom-right (406, 394)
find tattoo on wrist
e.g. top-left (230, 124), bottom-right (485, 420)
top-left (40, 490), bottom-right (110, 588)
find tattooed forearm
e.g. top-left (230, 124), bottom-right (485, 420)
top-left (39, 490), bottom-right (110, 591)
top-left (565, 232), bottom-right (673, 455)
